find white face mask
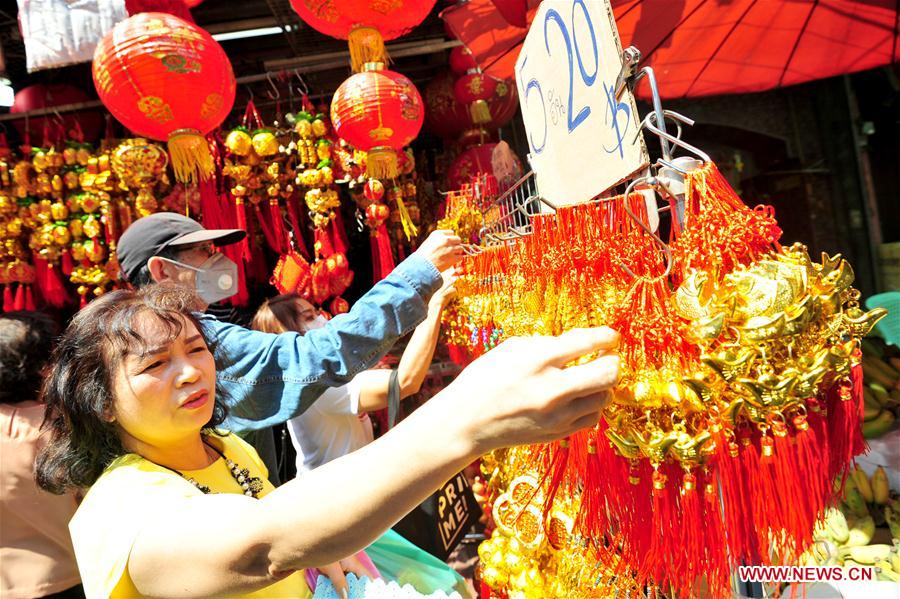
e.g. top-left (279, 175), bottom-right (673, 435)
top-left (161, 253), bottom-right (238, 305)
top-left (302, 314), bottom-right (328, 333)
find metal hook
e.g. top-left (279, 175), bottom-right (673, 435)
top-left (634, 67), bottom-right (671, 161)
top-left (266, 72), bottom-right (281, 100)
top-left (244, 84), bottom-right (255, 104)
top-left (644, 118), bottom-right (711, 163)
top-left (293, 69), bottom-right (309, 96)
top-left (618, 176), bottom-right (674, 281)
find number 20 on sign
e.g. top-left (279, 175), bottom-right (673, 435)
top-left (515, 0), bottom-right (648, 206)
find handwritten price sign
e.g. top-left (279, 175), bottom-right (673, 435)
top-left (515, 0), bottom-right (648, 206)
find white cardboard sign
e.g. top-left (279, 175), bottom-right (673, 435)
top-left (515, 0), bottom-right (648, 206)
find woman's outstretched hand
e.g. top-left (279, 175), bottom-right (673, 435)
top-left (442, 327), bottom-right (621, 453)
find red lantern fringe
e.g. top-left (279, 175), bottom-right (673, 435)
top-left (33, 258), bottom-right (69, 308)
top-left (3, 285), bottom-right (14, 311)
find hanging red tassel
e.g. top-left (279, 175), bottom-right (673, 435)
top-left (539, 438), bottom-right (570, 523)
top-left (13, 284), bottom-right (25, 311)
top-left (3, 285), bottom-right (13, 312)
top-left (24, 286), bottom-right (36, 311)
top-left (371, 224), bottom-right (395, 281)
top-left (268, 198), bottom-right (288, 255)
top-left (33, 258), bottom-right (70, 308)
top-left (61, 250), bottom-right (75, 276)
top-left (233, 196), bottom-right (251, 262)
top-left (314, 227), bottom-right (335, 259)
top-left (330, 210), bottom-right (350, 256)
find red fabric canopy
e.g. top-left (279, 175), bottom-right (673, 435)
top-left (442, 0), bottom-right (899, 99)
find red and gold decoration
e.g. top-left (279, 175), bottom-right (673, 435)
top-left (10, 84), bottom-right (104, 144)
top-left (331, 65), bottom-right (425, 180)
top-left (0, 132), bottom-right (171, 310)
top-left (449, 162), bottom-right (886, 597)
top-left (453, 71), bottom-right (497, 125)
top-left (92, 12), bottom-right (236, 184)
top-left (289, 0), bottom-right (437, 72)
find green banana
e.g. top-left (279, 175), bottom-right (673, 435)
top-left (886, 505), bottom-right (900, 540)
top-left (824, 508), bottom-right (850, 544)
top-left (843, 483), bottom-right (870, 518)
top-left (839, 544), bottom-right (892, 564)
top-left (844, 515), bottom-right (875, 547)
top-left (872, 466), bottom-right (890, 505)
top-left (862, 410), bottom-right (895, 439)
top-left (869, 383), bottom-right (891, 406)
top-left (863, 398), bottom-right (883, 421)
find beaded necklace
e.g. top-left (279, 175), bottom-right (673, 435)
top-left (157, 436), bottom-right (265, 498)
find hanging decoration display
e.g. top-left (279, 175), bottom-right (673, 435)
top-left (423, 70), bottom-right (518, 141)
top-left (0, 133), bottom-right (170, 310)
top-left (447, 162), bottom-right (886, 598)
top-left (289, 0), bottom-right (437, 72)
top-left (223, 101), bottom-right (354, 310)
top-left (331, 64), bottom-right (425, 180)
top-left (92, 12), bottom-right (236, 184)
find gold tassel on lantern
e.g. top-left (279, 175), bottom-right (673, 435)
top-left (348, 27), bottom-right (390, 73)
top-left (395, 195), bottom-right (418, 240)
top-left (367, 146), bottom-right (399, 179)
top-left (168, 129), bottom-right (214, 185)
top-left (470, 99), bottom-right (492, 125)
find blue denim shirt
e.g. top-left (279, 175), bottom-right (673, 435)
top-left (198, 254), bottom-right (441, 436)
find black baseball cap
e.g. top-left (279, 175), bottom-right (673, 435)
top-left (117, 212), bottom-right (246, 284)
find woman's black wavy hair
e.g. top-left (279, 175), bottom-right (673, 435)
top-left (36, 284), bottom-right (229, 494)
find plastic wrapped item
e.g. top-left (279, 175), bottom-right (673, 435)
top-left (312, 572), bottom-right (462, 599)
top-left (18, 0), bottom-right (127, 72)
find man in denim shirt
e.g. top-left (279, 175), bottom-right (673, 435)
top-left (116, 212), bottom-right (462, 479)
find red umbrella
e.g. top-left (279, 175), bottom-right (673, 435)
top-left (442, 0), bottom-right (899, 98)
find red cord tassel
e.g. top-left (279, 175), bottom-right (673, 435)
top-left (330, 210), bottom-right (350, 256)
top-left (13, 284), bottom-right (25, 311)
top-left (540, 438), bottom-right (570, 523)
top-left (3, 285), bottom-right (13, 311)
top-left (371, 225), bottom-right (395, 281)
top-left (33, 258), bottom-right (69, 308)
top-left (24, 286), bottom-right (35, 311)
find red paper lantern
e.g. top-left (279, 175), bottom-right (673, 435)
top-left (447, 142), bottom-right (523, 191)
top-left (448, 46), bottom-right (477, 75)
top-left (485, 76), bottom-right (519, 129)
top-left (364, 178), bottom-right (385, 202)
top-left (454, 72), bottom-right (498, 125)
top-left (92, 13), bottom-right (235, 183)
top-left (183, 0), bottom-right (204, 6)
top-left (10, 84), bottom-right (104, 144)
top-left (331, 66), bottom-right (424, 179)
top-left (423, 71), bottom-right (470, 139)
top-left (289, 0), bottom-right (437, 71)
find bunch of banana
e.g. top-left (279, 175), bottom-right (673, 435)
top-left (804, 465), bottom-right (900, 580)
top-left (861, 338), bottom-right (900, 438)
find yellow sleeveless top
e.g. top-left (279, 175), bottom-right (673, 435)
top-left (69, 433), bottom-right (310, 598)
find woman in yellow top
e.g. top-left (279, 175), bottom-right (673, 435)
top-left (36, 285), bottom-right (620, 598)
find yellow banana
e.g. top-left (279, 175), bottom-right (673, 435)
top-left (839, 544), bottom-right (892, 564)
top-left (853, 465), bottom-right (874, 503)
top-left (824, 508), bottom-right (850, 544)
top-left (890, 549), bottom-right (900, 572)
top-left (876, 567), bottom-right (900, 583)
top-left (844, 515), bottom-right (875, 547)
top-left (872, 466), bottom-right (890, 505)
